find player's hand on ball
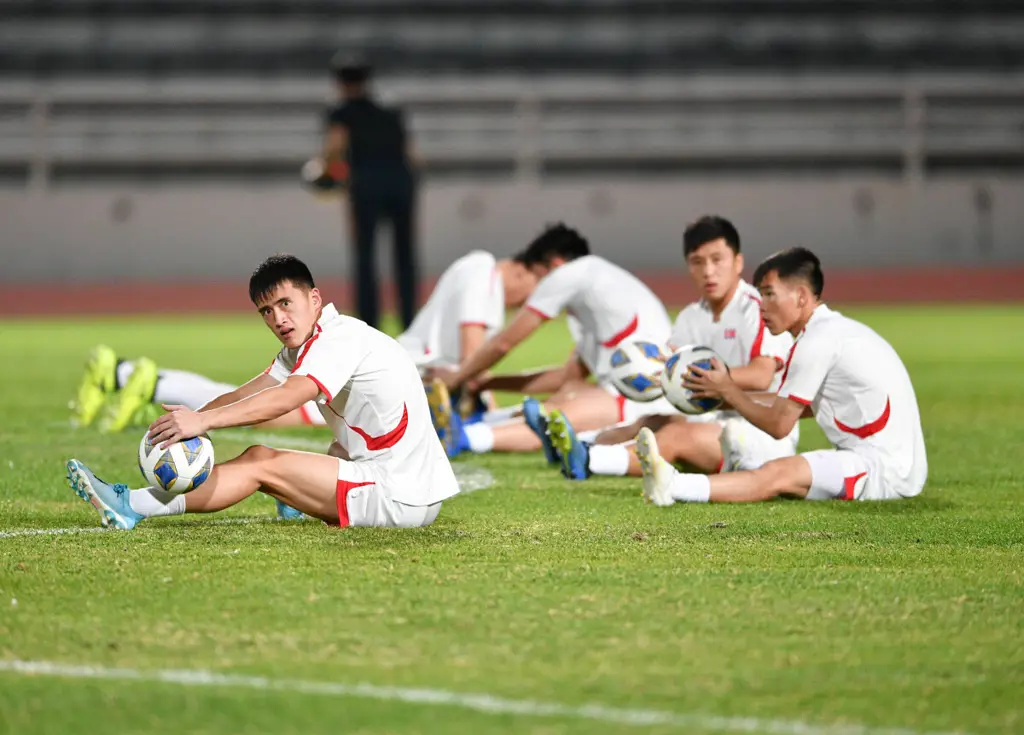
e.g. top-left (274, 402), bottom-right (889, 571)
top-left (148, 405), bottom-right (206, 449)
top-left (683, 358), bottom-right (733, 399)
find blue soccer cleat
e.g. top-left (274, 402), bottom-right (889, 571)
top-left (547, 410), bottom-right (591, 481)
top-left (66, 459), bottom-right (143, 530)
top-left (522, 397), bottom-right (559, 466)
top-left (276, 499), bottom-right (305, 521)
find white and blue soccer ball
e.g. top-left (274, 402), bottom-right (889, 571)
top-left (609, 339), bottom-right (670, 403)
top-left (661, 345), bottom-right (727, 415)
top-left (138, 432), bottom-right (215, 494)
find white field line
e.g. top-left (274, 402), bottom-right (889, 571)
top-left (0, 659), bottom-right (971, 735)
top-left (0, 516), bottom-right (274, 539)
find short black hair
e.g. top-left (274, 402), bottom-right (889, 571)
top-left (515, 223), bottom-right (590, 267)
top-left (249, 254), bottom-right (316, 304)
top-left (753, 247), bottom-right (824, 298)
top-left (683, 215), bottom-right (741, 257)
top-left (331, 52), bottom-right (371, 84)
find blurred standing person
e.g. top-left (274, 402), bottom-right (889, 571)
top-left (320, 55), bottom-right (420, 330)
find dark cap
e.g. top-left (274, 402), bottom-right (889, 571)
top-left (331, 51), bottom-right (371, 84)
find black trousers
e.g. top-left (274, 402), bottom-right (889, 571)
top-left (347, 169), bottom-right (418, 330)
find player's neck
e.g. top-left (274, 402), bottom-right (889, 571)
top-left (788, 302), bottom-right (820, 336)
top-left (707, 280), bottom-right (739, 319)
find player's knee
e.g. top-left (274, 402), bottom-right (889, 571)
top-left (751, 458), bottom-right (801, 500)
top-left (239, 444), bottom-right (279, 464)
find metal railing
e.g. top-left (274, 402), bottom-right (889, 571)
top-left (1, 74), bottom-right (1022, 187)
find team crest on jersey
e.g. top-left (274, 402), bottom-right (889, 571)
top-left (724, 329), bottom-right (736, 339)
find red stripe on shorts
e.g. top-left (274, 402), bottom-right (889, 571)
top-left (336, 479), bottom-right (374, 527)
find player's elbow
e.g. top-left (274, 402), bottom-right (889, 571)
top-left (492, 337), bottom-right (514, 358)
top-left (767, 417), bottom-right (795, 441)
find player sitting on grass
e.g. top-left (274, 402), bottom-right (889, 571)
top-left (69, 249), bottom-right (537, 434)
top-left (540, 215), bottom-right (799, 481)
top-left (636, 247), bottom-right (928, 504)
top-left (66, 254), bottom-right (460, 529)
top-left (70, 250), bottom-right (537, 435)
top-left (428, 223), bottom-right (675, 460)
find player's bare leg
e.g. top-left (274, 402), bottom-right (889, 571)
top-left (636, 428), bottom-right (813, 504)
top-left (591, 414), bottom-right (675, 446)
top-left (68, 447), bottom-right (345, 529)
top-left (182, 446), bottom-right (342, 522)
top-left (467, 383), bottom-right (623, 454)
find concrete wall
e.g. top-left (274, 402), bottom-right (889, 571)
top-left (1, 176), bottom-right (1022, 284)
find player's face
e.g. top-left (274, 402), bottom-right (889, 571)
top-left (528, 255), bottom-right (566, 281)
top-left (757, 270), bottom-right (801, 335)
top-left (685, 239), bottom-right (743, 303)
top-left (256, 281), bottom-right (323, 348)
top-left (505, 264), bottom-right (539, 308)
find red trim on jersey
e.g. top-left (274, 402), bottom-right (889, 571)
top-left (779, 341), bottom-right (799, 389)
top-left (835, 398), bottom-right (891, 439)
top-left (306, 375), bottom-right (333, 403)
top-left (526, 305), bottom-right (552, 321)
top-left (788, 395), bottom-right (812, 406)
top-left (460, 321), bottom-right (489, 328)
top-left (602, 315), bottom-right (639, 348)
top-left (347, 404), bottom-right (410, 451)
top-left (262, 359), bottom-right (275, 376)
top-left (715, 457), bottom-right (725, 473)
top-left (290, 323), bottom-right (323, 374)
top-left (749, 315), bottom-right (766, 362)
top-left (616, 393), bottom-right (627, 423)
top-left (335, 479), bottom-right (374, 527)
top-left (842, 472), bottom-right (867, 501)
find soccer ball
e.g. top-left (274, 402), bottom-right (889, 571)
top-left (138, 432), bottom-right (215, 494)
top-left (661, 345), bottom-right (727, 415)
top-left (609, 339), bottom-right (670, 402)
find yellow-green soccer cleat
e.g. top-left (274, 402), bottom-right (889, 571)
top-left (70, 345), bottom-right (118, 428)
top-left (99, 357), bottom-right (158, 434)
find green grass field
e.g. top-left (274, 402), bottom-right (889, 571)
top-left (1, 305), bottom-right (1022, 735)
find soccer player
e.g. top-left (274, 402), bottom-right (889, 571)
top-left (636, 247), bottom-right (928, 504)
top-left (542, 215), bottom-right (799, 480)
top-left (66, 254), bottom-right (461, 529)
top-left (430, 223), bottom-right (676, 459)
top-left (69, 249), bottom-right (538, 433)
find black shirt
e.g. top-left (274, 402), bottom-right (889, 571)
top-left (325, 97), bottom-right (409, 171)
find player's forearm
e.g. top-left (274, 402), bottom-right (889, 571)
top-left (722, 387), bottom-right (793, 440)
top-left (453, 340), bottom-right (509, 387)
top-left (201, 387), bottom-right (307, 431)
top-left (728, 363), bottom-right (775, 391)
top-left (198, 388), bottom-right (248, 413)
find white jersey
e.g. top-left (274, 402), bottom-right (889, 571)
top-left (267, 303), bottom-right (460, 506)
top-left (669, 280), bottom-right (793, 391)
top-left (525, 255), bottom-right (672, 380)
top-left (776, 304), bottom-right (927, 498)
top-left (397, 250), bottom-right (505, 369)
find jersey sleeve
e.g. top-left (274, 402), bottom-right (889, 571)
top-left (667, 307), bottom-right (698, 350)
top-left (263, 349), bottom-right (292, 383)
top-left (456, 261), bottom-right (502, 329)
top-left (524, 261), bottom-right (584, 320)
top-left (776, 332), bottom-right (834, 406)
top-left (290, 334), bottom-right (363, 403)
top-left (324, 103), bottom-right (349, 128)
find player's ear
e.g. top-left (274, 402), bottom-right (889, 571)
top-left (310, 287), bottom-right (323, 309)
top-left (734, 252), bottom-right (744, 275)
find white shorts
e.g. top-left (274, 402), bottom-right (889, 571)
top-left (802, 449), bottom-right (909, 502)
top-left (330, 443), bottom-right (444, 528)
top-left (718, 416), bottom-right (799, 473)
top-left (298, 401), bottom-right (327, 426)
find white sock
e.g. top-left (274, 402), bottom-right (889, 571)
top-left (577, 429), bottom-right (601, 443)
top-left (587, 444), bottom-right (630, 476)
top-left (128, 487), bottom-right (187, 518)
top-left (482, 406), bottom-right (521, 425)
top-left (668, 473), bottom-right (711, 503)
top-left (464, 423), bottom-right (495, 453)
top-left (154, 369), bottom-right (237, 409)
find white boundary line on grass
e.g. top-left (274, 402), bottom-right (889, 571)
top-left (0, 659), bottom-right (970, 735)
top-left (0, 517), bottom-right (272, 539)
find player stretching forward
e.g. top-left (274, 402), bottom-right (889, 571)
top-left (637, 247), bottom-right (927, 504)
top-left (431, 223), bottom-right (675, 459)
top-left (543, 215), bottom-right (799, 481)
top-left (66, 254), bottom-right (460, 529)
top-left (69, 249), bottom-right (537, 433)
